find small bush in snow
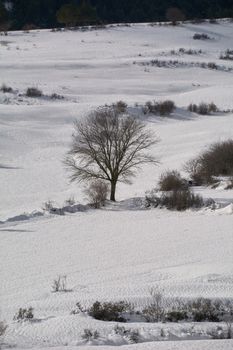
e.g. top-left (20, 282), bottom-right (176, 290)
top-left (146, 188), bottom-right (204, 211)
top-left (197, 102), bottom-right (211, 115)
top-left (84, 180), bottom-right (109, 208)
top-left (188, 102), bottom-right (218, 115)
top-left (158, 170), bottom-right (188, 191)
top-left (65, 196), bottom-right (75, 206)
top-left (52, 275), bottom-right (67, 292)
top-left (89, 301), bottom-right (131, 322)
top-left (166, 310), bottom-right (188, 322)
top-left (143, 100), bottom-right (175, 116)
top-left (112, 100), bottom-right (128, 114)
top-left (208, 102), bottom-right (218, 113)
top-left (161, 189), bottom-right (204, 211)
top-left (13, 307), bottom-right (34, 321)
top-left (142, 288), bottom-right (165, 322)
top-left (42, 200), bottom-right (55, 212)
top-left (50, 93), bottom-right (64, 100)
top-left (0, 84), bottom-right (13, 93)
top-left (26, 87), bottom-right (43, 97)
top-left (225, 177), bottom-right (233, 190)
top-left (185, 140), bottom-right (233, 185)
top-left (81, 328), bottom-right (100, 341)
top-left (71, 302), bottom-right (85, 315)
top-left (219, 49), bottom-right (233, 61)
top-left (0, 321), bottom-right (7, 337)
top-left (113, 325), bottom-right (140, 343)
top-left (193, 33), bottom-right (211, 40)
top-left (188, 298), bottom-right (220, 322)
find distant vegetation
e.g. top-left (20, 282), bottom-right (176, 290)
top-left (185, 139), bottom-right (233, 185)
top-left (1, 0), bottom-right (233, 30)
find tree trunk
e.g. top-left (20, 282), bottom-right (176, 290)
top-left (110, 181), bottom-right (117, 201)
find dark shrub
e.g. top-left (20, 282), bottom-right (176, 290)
top-left (13, 307), bottom-right (34, 321)
top-left (89, 301), bottom-right (130, 322)
top-left (112, 100), bottom-right (128, 113)
top-left (220, 49), bottom-right (233, 61)
top-left (114, 325), bottom-right (140, 343)
top-left (208, 102), bottom-right (218, 112)
top-left (0, 84), bottom-right (13, 93)
top-left (188, 102), bottom-right (218, 115)
top-left (159, 100), bottom-right (175, 116)
top-left (81, 328), bottom-right (99, 341)
top-left (144, 100), bottom-right (175, 116)
top-left (166, 310), bottom-right (188, 322)
top-left (207, 62), bottom-right (217, 70)
top-left (193, 33), bottom-right (211, 40)
top-left (225, 177), bottom-right (233, 190)
top-left (188, 103), bottom-right (198, 113)
top-left (158, 170), bottom-right (188, 191)
top-left (50, 93), bottom-right (64, 100)
top-left (160, 189), bottom-right (204, 211)
top-left (198, 102), bottom-right (209, 115)
top-left (189, 298), bottom-right (220, 322)
top-left (26, 87), bottom-right (43, 97)
top-left (0, 321), bottom-right (7, 337)
top-left (185, 140), bottom-right (233, 184)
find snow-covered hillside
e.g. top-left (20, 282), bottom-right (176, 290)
top-left (0, 20), bottom-right (233, 349)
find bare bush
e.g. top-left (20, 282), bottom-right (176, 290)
top-left (225, 177), bottom-right (233, 190)
top-left (142, 287), bottom-right (165, 322)
top-left (52, 275), bottom-right (67, 292)
top-left (89, 301), bottom-right (132, 322)
top-left (114, 325), bottom-right (140, 343)
top-left (169, 48), bottom-right (203, 55)
top-left (0, 321), bottom-right (7, 337)
top-left (158, 170), bottom-right (188, 191)
top-left (84, 180), bottom-right (109, 208)
top-left (198, 102), bottom-right (210, 115)
top-left (188, 298), bottom-right (220, 322)
top-left (0, 84), bottom-right (13, 93)
top-left (161, 189), bottom-right (204, 211)
top-left (42, 200), bottom-right (55, 212)
top-left (26, 87), bottom-right (43, 97)
top-left (65, 196), bottom-right (75, 206)
top-left (138, 59), bottom-right (229, 72)
top-left (143, 100), bottom-right (175, 116)
top-left (193, 33), bottom-right (211, 40)
top-left (112, 100), bottom-right (128, 114)
top-left (185, 140), bottom-right (233, 185)
top-left (220, 49), bottom-right (233, 61)
top-left (208, 102), bottom-right (218, 113)
top-left (188, 102), bottom-right (218, 115)
top-left (50, 93), bottom-right (64, 100)
top-left (13, 307), bottom-right (34, 321)
top-left (146, 188), bottom-right (204, 211)
top-left (71, 302), bottom-right (85, 315)
top-left (82, 328), bottom-right (100, 341)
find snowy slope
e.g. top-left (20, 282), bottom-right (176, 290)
top-left (0, 20), bottom-right (233, 349)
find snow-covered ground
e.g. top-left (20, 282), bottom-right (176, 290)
top-left (0, 20), bottom-right (233, 349)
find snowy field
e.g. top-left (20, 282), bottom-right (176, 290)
top-left (0, 20), bottom-right (233, 349)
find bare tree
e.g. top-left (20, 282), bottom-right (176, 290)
top-left (65, 107), bottom-right (158, 201)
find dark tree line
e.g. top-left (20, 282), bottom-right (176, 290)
top-left (1, 0), bottom-right (233, 29)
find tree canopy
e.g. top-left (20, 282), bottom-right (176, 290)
top-left (6, 0), bottom-right (233, 29)
top-left (65, 107), bottom-right (158, 201)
